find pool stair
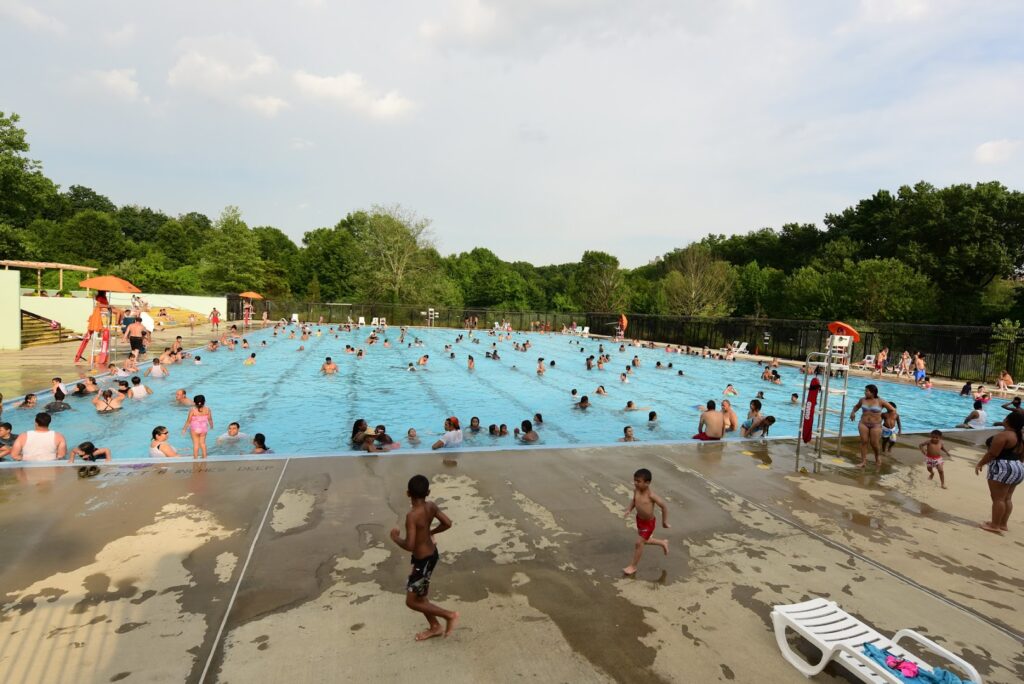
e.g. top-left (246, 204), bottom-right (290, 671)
top-left (20, 310), bottom-right (70, 348)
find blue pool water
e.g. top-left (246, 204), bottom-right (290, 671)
top-left (0, 327), bottom-right (992, 460)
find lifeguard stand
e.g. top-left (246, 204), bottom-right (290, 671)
top-left (796, 333), bottom-right (853, 472)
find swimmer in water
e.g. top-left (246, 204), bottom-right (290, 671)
top-left (322, 357), bottom-right (339, 374)
top-left (174, 389), bottom-right (192, 406)
top-left (624, 401), bottom-right (650, 412)
top-left (468, 355), bottom-right (475, 371)
top-left (93, 389), bottom-right (123, 413)
top-left (619, 426), bottom-right (637, 442)
top-left (596, 385), bottom-right (608, 396)
top-left (515, 420), bottom-right (539, 443)
top-left (576, 395), bottom-right (591, 409)
top-left (406, 428), bottom-right (420, 446)
top-left (418, 355), bottom-right (429, 366)
top-left (723, 384), bottom-right (738, 396)
top-left (244, 353), bottom-right (256, 365)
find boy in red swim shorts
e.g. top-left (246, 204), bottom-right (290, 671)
top-left (622, 468), bottom-right (670, 575)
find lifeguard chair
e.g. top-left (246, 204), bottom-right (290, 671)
top-left (796, 322), bottom-right (858, 472)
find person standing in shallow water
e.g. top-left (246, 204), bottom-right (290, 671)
top-left (390, 474), bottom-right (459, 640)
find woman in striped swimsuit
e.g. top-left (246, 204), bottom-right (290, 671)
top-left (975, 411), bottom-right (1024, 533)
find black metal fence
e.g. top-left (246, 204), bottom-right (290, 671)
top-left (234, 297), bottom-right (1023, 383)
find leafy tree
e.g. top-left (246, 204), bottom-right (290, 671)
top-left (734, 261), bottom-right (785, 318)
top-left (196, 207), bottom-right (265, 294)
top-left (660, 245), bottom-right (735, 316)
top-left (571, 251), bottom-right (629, 312)
top-left (117, 205), bottom-right (171, 244)
top-left (299, 226), bottom-right (358, 300)
top-left (0, 111), bottom-right (60, 226)
top-left (49, 210), bottom-right (125, 263)
top-left (845, 258), bottom-right (935, 321)
top-left (61, 185), bottom-right (117, 215)
top-left (0, 223), bottom-right (38, 261)
top-left (350, 205), bottom-right (433, 304)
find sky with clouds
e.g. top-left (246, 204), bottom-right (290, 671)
top-left (2, 0), bottom-right (1022, 266)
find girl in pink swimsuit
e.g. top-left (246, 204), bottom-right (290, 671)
top-left (182, 394), bottom-right (214, 459)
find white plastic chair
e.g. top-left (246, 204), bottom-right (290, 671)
top-left (582, 326), bottom-right (590, 337)
top-left (379, 317), bottom-right (387, 327)
top-left (771, 598), bottom-right (981, 683)
top-left (852, 355), bottom-right (875, 370)
top-left (370, 317), bottom-right (379, 327)
top-left (290, 313), bottom-right (299, 324)
top-left (734, 342), bottom-right (749, 354)
top-left (720, 340), bottom-right (740, 353)
top-left (357, 316), bottom-right (365, 326)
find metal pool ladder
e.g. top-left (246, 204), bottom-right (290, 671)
top-left (796, 334), bottom-right (852, 472)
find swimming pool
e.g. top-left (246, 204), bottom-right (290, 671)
top-left (0, 326), bottom-right (994, 461)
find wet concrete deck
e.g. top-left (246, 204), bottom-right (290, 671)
top-left (1, 434), bottom-right (1021, 683)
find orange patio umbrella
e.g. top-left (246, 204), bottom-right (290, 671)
top-left (78, 275), bottom-right (141, 293)
top-left (239, 291), bottom-right (263, 299)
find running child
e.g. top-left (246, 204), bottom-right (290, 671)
top-left (919, 430), bottom-right (951, 488)
top-left (390, 474), bottom-right (459, 641)
top-left (622, 468), bottom-right (670, 575)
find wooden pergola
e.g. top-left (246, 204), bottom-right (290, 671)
top-left (0, 260), bottom-right (97, 293)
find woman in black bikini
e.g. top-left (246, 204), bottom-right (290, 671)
top-left (975, 411), bottom-right (1024, 533)
top-left (93, 389), bottom-right (124, 413)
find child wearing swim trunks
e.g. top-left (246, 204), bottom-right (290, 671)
top-left (881, 403), bottom-right (902, 453)
top-left (390, 475), bottom-right (459, 641)
top-left (919, 430), bottom-right (951, 488)
top-left (622, 468), bottom-right (670, 575)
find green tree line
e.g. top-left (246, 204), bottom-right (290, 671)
top-left (2, 111), bottom-right (1022, 324)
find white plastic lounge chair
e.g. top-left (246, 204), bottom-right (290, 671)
top-left (357, 316), bottom-right (365, 326)
top-left (290, 313), bottom-right (299, 324)
top-left (772, 598), bottom-right (981, 683)
top-left (370, 317), bottom-right (379, 327)
top-left (852, 355), bottom-right (875, 371)
top-left (734, 342), bottom-right (749, 354)
top-left (347, 315), bottom-right (354, 324)
top-left (582, 326), bottom-right (590, 337)
top-left (720, 340), bottom-right (740, 353)
top-left (379, 317), bottom-right (386, 327)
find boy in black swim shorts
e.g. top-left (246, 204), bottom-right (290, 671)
top-left (390, 474), bottom-right (459, 641)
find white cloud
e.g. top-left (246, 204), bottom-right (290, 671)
top-left (167, 36), bottom-right (278, 93)
top-left (859, 0), bottom-right (931, 23)
top-left (293, 70), bottom-right (414, 120)
top-left (419, 0), bottom-right (499, 41)
top-left (289, 137), bottom-right (314, 150)
top-left (167, 36), bottom-right (289, 117)
top-left (240, 94), bottom-right (290, 117)
top-left (0, 0), bottom-right (66, 34)
top-left (974, 139), bottom-right (1022, 164)
top-left (104, 23), bottom-right (137, 46)
top-left (74, 68), bottom-right (147, 103)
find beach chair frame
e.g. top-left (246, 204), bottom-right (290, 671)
top-left (771, 598), bottom-right (981, 683)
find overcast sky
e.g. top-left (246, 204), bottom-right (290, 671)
top-left (2, 0), bottom-right (1022, 266)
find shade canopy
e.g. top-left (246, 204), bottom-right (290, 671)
top-left (239, 291), bottom-right (263, 300)
top-left (78, 275), bottom-right (142, 293)
top-left (827, 321), bottom-right (861, 342)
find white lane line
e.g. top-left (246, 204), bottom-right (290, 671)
top-left (200, 457), bottom-right (291, 682)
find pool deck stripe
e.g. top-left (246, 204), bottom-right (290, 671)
top-left (198, 457), bottom-right (292, 683)
top-left (654, 452), bottom-right (1024, 644)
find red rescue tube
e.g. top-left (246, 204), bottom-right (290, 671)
top-left (97, 328), bottom-right (110, 366)
top-left (74, 333), bottom-right (92, 363)
top-left (801, 377), bottom-right (821, 443)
